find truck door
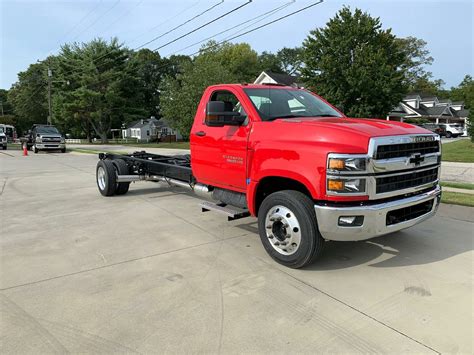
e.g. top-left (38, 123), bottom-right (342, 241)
top-left (191, 89), bottom-right (250, 191)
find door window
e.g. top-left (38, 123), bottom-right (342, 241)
top-left (206, 90), bottom-right (246, 126)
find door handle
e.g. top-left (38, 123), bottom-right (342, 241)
top-left (195, 131), bottom-right (206, 137)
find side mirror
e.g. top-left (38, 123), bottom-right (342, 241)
top-left (206, 101), bottom-right (246, 127)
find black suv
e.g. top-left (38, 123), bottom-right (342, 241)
top-left (421, 123), bottom-right (446, 137)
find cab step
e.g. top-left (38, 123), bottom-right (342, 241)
top-left (200, 201), bottom-right (251, 221)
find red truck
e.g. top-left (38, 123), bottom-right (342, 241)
top-left (96, 84), bottom-right (441, 268)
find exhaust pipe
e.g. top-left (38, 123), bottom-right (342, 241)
top-left (116, 174), bottom-right (213, 199)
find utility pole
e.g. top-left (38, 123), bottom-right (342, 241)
top-left (47, 67), bottom-right (52, 125)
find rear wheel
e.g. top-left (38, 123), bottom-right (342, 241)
top-left (113, 159), bottom-right (130, 195)
top-left (257, 190), bottom-right (324, 268)
top-left (96, 160), bottom-right (117, 196)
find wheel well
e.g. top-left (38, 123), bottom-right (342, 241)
top-left (254, 176), bottom-right (313, 216)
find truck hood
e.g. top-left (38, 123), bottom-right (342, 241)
top-left (283, 117), bottom-right (430, 138)
top-left (250, 116), bottom-right (433, 155)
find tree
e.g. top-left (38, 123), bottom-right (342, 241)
top-left (160, 50), bottom-right (236, 139)
top-left (301, 7), bottom-right (407, 118)
top-left (8, 61), bottom-right (50, 133)
top-left (258, 51), bottom-right (283, 73)
top-left (54, 38), bottom-right (140, 142)
top-left (396, 36), bottom-right (433, 87)
top-left (276, 47), bottom-right (304, 75)
top-left (450, 75), bottom-right (474, 140)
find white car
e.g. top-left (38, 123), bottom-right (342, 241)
top-left (439, 123), bottom-right (464, 138)
top-left (0, 127), bottom-right (7, 150)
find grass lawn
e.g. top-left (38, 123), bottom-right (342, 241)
top-left (440, 181), bottom-right (474, 190)
top-left (441, 191), bottom-right (474, 207)
top-left (442, 139), bottom-right (474, 163)
top-left (73, 141), bottom-right (190, 149)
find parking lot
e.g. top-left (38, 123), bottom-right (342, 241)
top-left (1, 150), bottom-right (472, 354)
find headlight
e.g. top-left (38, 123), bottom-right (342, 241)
top-left (327, 178), bottom-right (366, 193)
top-left (328, 157), bottom-right (367, 172)
top-left (36, 136), bottom-right (42, 143)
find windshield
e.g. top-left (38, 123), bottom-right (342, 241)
top-left (244, 88), bottom-right (342, 121)
top-left (36, 126), bottom-right (60, 134)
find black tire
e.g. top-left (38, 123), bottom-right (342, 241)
top-left (257, 190), bottom-right (324, 269)
top-left (33, 144), bottom-right (39, 153)
top-left (2, 146), bottom-right (6, 150)
top-left (61, 148), bottom-right (66, 153)
top-left (96, 160), bottom-right (117, 196)
top-left (112, 159), bottom-right (130, 195)
top-left (446, 131), bottom-right (452, 138)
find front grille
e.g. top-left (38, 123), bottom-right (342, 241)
top-left (375, 141), bottom-right (439, 160)
top-left (386, 200), bottom-right (434, 225)
top-left (42, 138), bottom-right (61, 143)
top-left (376, 167), bottom-right (438, 194)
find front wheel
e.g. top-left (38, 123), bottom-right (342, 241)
top-left (33, 144), bottom-right (39, 153)
top-left (257, 190), bottom-right (324, 268)
top-left (2, 145), bottom-right (6, 150)
top-left (446, 131), bottom-right (452, 138)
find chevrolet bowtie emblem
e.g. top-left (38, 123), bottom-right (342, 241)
top-left (409, 153), bottom-right (424, 166)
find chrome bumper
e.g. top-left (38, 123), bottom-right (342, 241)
top-left (314, 185), bottom-right (441, 241)
top-left (36, 143), bottom-right (65, 149)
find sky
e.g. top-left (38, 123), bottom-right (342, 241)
top-left (1, 0), bottom-right (473, 90)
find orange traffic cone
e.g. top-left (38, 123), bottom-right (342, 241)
top-left (23, 143), bottom-right (28, 156)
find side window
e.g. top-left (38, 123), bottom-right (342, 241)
top-left (206, 90), bottom-right (246, 126)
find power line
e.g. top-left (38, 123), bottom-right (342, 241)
top-left (135, 0), bottom-right (224, 50)
top-left (45, 0), bottom-right (104, 56)
top-left (152, 0), bottom-right (252, 51)
top-left (82, 0), bottom-right (324, 90)
top-left (69, 0), bottom-right (122, 43)
top-left (171, 0), bottom-right (295, 55)
top-left (100, 0), bottom-right (145, 37)
top-left (125, 1), bottom-right (202, 46)
top-left (56, 0), bottom-right (222, 79)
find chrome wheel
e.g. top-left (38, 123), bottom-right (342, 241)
top-left (265, 205), bottom-right (301, 255)
top-left (97, 166), bottom-right (106, 191)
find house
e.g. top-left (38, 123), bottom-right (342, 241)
top-left (254, 71), bottom-right (303, 87)
top-left (122, 117), bottom-right (182, 142)
top-left (387, 94), bottom-right (469, 127)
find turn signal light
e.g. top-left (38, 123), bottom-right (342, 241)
top-left (329, 158), bottom-right (345, 170)
top-left (328, 179), bottom-right (344, 191)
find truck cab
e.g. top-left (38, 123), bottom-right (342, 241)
top-left (97, 83), bottom-right (441, 268)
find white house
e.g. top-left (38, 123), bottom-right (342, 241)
top-left (122, 117), bottom-right (182, 142)
top-left (254, 71), bottom-right (302, 87)
top-left (388, 94), bottom-right (469, 126)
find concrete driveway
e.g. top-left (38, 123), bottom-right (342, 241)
top-left (0, 150), bottom-right (472, 354)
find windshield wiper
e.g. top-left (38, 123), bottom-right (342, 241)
top-left (267, 114), bottom-right (306, 121)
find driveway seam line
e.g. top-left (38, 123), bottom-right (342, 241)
top-left (0, 234), bottom-right (248, 292)
top-left (275, 267), bottom-right (441, 354)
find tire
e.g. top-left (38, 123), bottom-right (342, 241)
top-left (2, 146), bottom-right (6, 150)
top-left (257, 190), bottom-right (324, 268)
top-left (61, 148), bottom-right (66, 153)
top-left (33, 144), bottom-right (39, 153)
top-left (96, 160), bottom-right (117, 196)
top-left (446, 131), bottom-right (452, 138)
top-left (112, 159), bottom-right (130, 195)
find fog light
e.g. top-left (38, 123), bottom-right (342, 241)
top-left (338, 216), bottom-right (364, 226)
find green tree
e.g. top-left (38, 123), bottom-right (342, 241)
top-left (8, 61), bottom-right (50, 133)
top-left (54, 38), bottom-right (140, 142)
top-left (301, 7), bottom-right (407, 118)
top-left (258, 51), bottom-right (283, 73)
top-left (396, 36), bottom-right (433, 88)
top-left (160, 51), bottom-right (236, 139)
top-left (276, 47), bottom-right (304, 75)
top-left (450, 75), bottom-right (474, 140)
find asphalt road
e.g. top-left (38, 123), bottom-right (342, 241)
top-left (1, 150), bottom-right (473, 354)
